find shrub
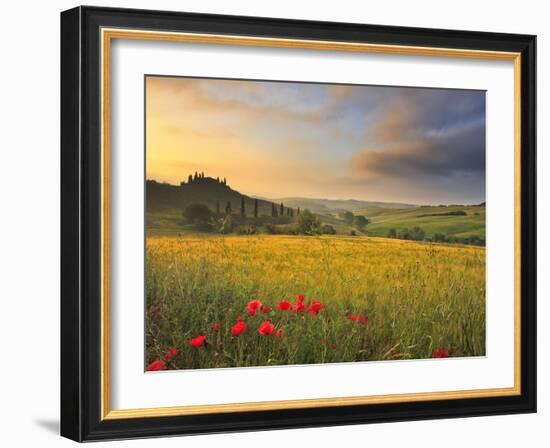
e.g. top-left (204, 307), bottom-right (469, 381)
top-left (321, 224), bottom-right (336, 235)
top-left (295, 210), bottom-right (321, 235)
top-left (236, 224), bottom-right (257, 235)
top-left (399, 228), bottom-right (412, 240)
top-left (339, 211), bottom-right (355, 225)
top-left (410, 226), bottom-right (425, 241)
top-left (183, 203), bottom-right (212, 225)
top-left (264, 223), bottom-right (280, 234)
top-left (353, 215), bottom-right (369, 231)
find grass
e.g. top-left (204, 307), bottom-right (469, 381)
top-left (357, 205), bottom-right (485, 239)
top-left (146, 234), bottom-right (485, 370)
top-left (146, 204), bottom-right (485, 241)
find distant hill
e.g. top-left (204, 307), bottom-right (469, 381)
top-left (356, 204), bottom-right (486, 240)
top-left (146, 176), bottom-right (485, 244)
top-left (267, 197), bottom-right (418, 215)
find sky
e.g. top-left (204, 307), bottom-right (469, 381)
top-left (146, 76), bottom-right (486, 205)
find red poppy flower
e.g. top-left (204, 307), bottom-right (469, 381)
top-left (258, 321), bottom-right (275, 336)
top-left (261, 305), bottom-right (271, 313)
top-left (247, 299), bottom-right (262, 316)
top-left (348, 314), bottom-right (368, 325)
top-left (211, 322), bottom-right (221, 331)
top-left (294, 296), bottom-right (306, 313)
top-left (231, 320), bottom-right (246, 337)
top-left (164, 347), bottom-right (178, 360)
top-left (433, 348), bottom-right (449, 358)
top-left (146, 360), bottom-right (166, 371)
top-left (276, 329), bottom-right (283, 338)
top-left (309, 300), bottom-right (324, 315)
top-left (190, 335), bottom-right (206, 348)
top-left (278, 300), bottom-right (291, 311)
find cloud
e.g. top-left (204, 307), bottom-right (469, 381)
top-left (352, 89), bottom-right (485, 181)
top-left (147, 76), bottom-right (486, 204)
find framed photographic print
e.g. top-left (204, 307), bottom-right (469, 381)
top-left (60, 6), bottom-right (536, 441)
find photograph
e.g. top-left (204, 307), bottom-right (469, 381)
top-left (144, 76), bottom-right (487, 371)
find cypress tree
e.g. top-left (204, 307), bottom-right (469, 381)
top-left (194, 171), bottom-right (198, 181)
top-left (188, 174), bottom-right (193, 184)
top-left (297, 207), bottom-right (301, 216)
top-left (280, 202), bottom-right (284, 216)
top-left (240, 197), bottom-right (245, 217)
top-left (254, 199), bottom-right (258, 218)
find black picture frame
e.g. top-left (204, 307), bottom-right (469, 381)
top-left (61, 5), bottom-right (536, 442)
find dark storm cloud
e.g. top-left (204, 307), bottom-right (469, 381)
top-left (352, 88), bottom-right (486, 185)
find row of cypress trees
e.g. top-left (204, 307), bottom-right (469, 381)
top-left (215, 198), bottom-right (301, 218)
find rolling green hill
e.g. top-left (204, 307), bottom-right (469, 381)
top-left (268, 197), bottom-right (417, 215)
top-left (356, 204), bottom-right (485, 240)
top-left (146, 177), bottom-right (485, 244)
top-left (146, 178), bottom-right (289, 234)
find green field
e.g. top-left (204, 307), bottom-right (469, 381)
top-left (355, 205), bottom-right (485, 240)
top-left (146, 179), bottom-right (485, 244)
top-left (146, 234), bottom-right (486, 370)
top-left (148, 204), bottom-right (485, 240)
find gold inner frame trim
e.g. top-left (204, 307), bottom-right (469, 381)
top-left (100, 27), bottom-right (522, 420)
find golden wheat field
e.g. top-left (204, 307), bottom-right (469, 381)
top-left (145, 235), bottom-right (485, 370)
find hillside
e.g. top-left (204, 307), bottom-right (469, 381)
top-left (146, 176), bottom-right (485, 244)
top-left (147, 178), bottom-right (276, 215)
top-left (146, 177), bottom-right (292, 234)
top-left (356, 204), bottom-right (485, 240)
top-left (266, 197), bottom-right (417, 215)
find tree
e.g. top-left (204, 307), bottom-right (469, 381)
top-left (387, 228), bottom-right (397, 238)
top-left (297, 207), bottom-right (300, 216)
top-left (321, 224), bottom-right (336, 235)
top-left (194, 171), bottom-right (198, 181)
top-left (433, 232), bottom-right (447, 242)
top-left (254, 199), bottom-right (258, 218)
top-left (353, 215), bottom-right (369, 231)
top-left (280, 202), bottom-right (284, 216)
top-left (183, 203), bottom-right (212, 226)
top-left (240, 197), bottom-right (246, 217)
top-left (340, 211), bottom-right (355, 226)
top-left (411, 226), bottom-right (425, 241)
top-left (295, 209), bottom-right (321, 235)
top-left (188, 174), bottom-right (193, 183)
top-left (225, 201), bottom-right (232, 215)
top-left (399, 228), bottom-right (412, 240)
